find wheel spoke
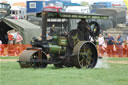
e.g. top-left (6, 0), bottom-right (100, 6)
top-left (82, 45), bottom-right (93, 67)
top-left (80, 58), bottom-right (84, 67)
top-left (79, 54), bottom-right (87, 67)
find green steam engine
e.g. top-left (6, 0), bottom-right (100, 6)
top-left (18, 11), bottom-right (108, 69)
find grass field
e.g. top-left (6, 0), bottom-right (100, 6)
top-left (0, 57), bottom-right (128, 85)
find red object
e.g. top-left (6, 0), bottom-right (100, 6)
top-left (8, 34), bottom-right (14, 40)
top-left (112, 4), bottom-right (121, 6)
top-left (44, 6), bottom-right (62, 12)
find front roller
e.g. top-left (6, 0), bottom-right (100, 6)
top-left (72, 41), bottom-right (98, 68)
top-left (18, 49), bottom-right (47, 68)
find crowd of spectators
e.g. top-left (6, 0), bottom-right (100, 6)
top-left (98, 34), bottom-right (128, 57)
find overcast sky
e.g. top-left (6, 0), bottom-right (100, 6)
top-left (6, 0), bottom-right (124, 5)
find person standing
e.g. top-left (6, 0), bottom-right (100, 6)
top-left (11, 30), bottom-right (17, 44)
top-left (98, 34), bottom-right (105, 57)
top-left (115, 35), bottom-right (123, 57)
top-left (16, 32), bottom-right (23, 44)
top-left (105, 34), bottom-right (114, 57)
top-left (7, 31), bottom-right (14, 44)
top-left (7, 31), bottom-right (15, 56)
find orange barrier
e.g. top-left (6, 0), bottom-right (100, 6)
top-left (0, 44), bottom-right (128, 57)
top-left (0, 44), bottom-right (32, 56)
top-left (97, 45), bottom-right (128, 57)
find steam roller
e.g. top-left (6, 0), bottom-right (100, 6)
top-left (18, 11), bottom-right (109, 69)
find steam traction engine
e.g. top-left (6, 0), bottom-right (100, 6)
top-left (18, 11), bottom-right (108, 68)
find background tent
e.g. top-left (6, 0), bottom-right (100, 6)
top-left (0, 18), bottom-right (41, 44)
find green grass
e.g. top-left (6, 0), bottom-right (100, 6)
top-left (0, 60), bottom-right (128, 85)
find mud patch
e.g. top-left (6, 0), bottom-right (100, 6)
top-left (104, 60), bottom-right (128, 64)
top-left (0, 59), bottom-right (18, 62)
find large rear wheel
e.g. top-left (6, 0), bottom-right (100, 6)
top-left (72, 41), bottom-right (98, 68)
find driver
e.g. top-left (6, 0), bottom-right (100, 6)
top-left (77, 19), bottom-right (90, 41)
top-left (49, 24), bottom-right (56, 36)
top-left (77, 19), bottom-right (90, 31)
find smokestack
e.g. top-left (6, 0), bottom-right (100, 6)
top-left (42, 12), bottom-right (48, 41)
